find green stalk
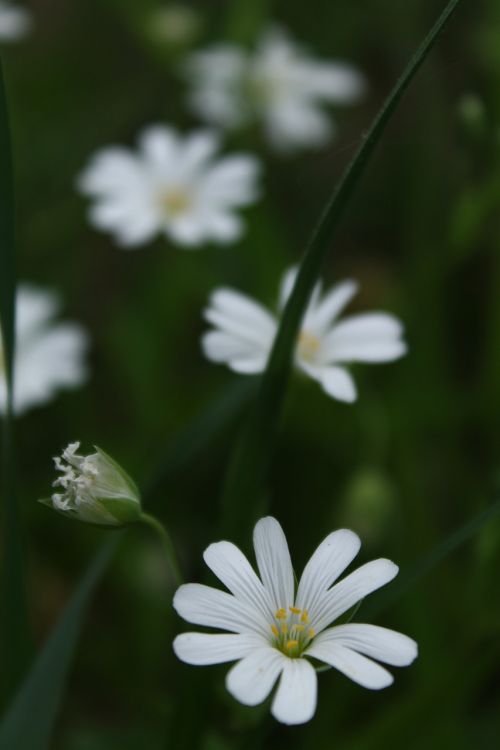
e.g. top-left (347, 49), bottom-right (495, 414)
top-left (0, 56), bottom-right (31, 702)
top-left (220, 0), bottom-right (463, 541)
top-left (139, 512), bottom-right (183, 587)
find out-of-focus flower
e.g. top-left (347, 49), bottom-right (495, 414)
top-left (173, 516), bottom-right (417, 725)
top-left (184, 26), bottom-right (365, 152)
top-left (40, 442), bottom-right (142, 527)
top-left (202, 268), bottom-right (407, 403)
top-left (0, 1), bottom-right (31, 41)
top-left (77, 126), bottom-right (261, 249)
top-left (147, 3), bottom-right (201, 48)
top-left (0, 285), bottom-right (88, 415)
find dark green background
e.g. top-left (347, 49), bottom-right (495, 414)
top-left (2, 0), bottom-right (500, 747)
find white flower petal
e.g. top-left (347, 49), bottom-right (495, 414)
top-left (139, 125), bottom-right (179, 165)
top-left (173, 583), bottom-right (268, 636)
top-left (306, 280), bottom-right (359, 333)
top-left (301, 363), bottom-right (357, 403)
top-left (314, 624), bottom-right (418, 666)
top-left (173, 632), bottom-right (262, 665)
top-left (312, 559), bottom-right (399, 634)
top-left (226, 647), bottom-right (285, 706)
top-left (203, 541), bottom-right (274, 621)
top-left (271, 657), bottom-right (317, 725)
top-left (306, 641), bottom-right (393, 689)
top-left (203, 212), bottom-right (243, 243)
top-left (296, 529), bottom-right (361, 615)
top-left (324, 313), bottom-right (406, 363)
top-left (201, 331), bottom-right (268, 371)
top-left (181, 130), bottom-right (220, 173)
top-left (253, 517), bottom-right (295, 611)
top-left (201, 156), bottom-right (260, 206)
top-left (208, 288), bottom-right (277, 340)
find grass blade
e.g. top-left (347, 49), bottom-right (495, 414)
top-left (365, 496), bottom-right (500, 619)
top-left (220, 0), bottom-right (462, 540)
top-left (0, 538), bottom-right (118, 750)
top-left (0, 56), bottom-right (32, 700)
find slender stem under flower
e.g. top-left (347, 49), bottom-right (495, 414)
top-left (139, 512), bottom-right (183, 586)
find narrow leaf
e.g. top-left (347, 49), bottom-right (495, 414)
top-left (220, 0), bottom-right (462, 540)
top-left (0, 538), bottom-right (119, 750)
top-left (365, 496), bottom-right (500, 619)
top-left (0, 56), bottom-right (31, 700)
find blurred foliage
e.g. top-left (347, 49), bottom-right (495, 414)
top-left (1, 0), bottom-right (500, 748)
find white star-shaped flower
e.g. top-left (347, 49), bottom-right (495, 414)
top-left (184, 26), bottom-right (365, 152)
top-left (77, 126), bottom-right (261, 249)
top-left (0, 1), bottom-right (31, 41)
top-left (0, 284), bottom-right (88, 415)
top-left (173, 517), bottom-right (417, 725)
top-left (202, 267), bottom-right (407, 403)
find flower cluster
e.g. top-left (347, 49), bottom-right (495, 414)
top-left (174, 517), bottom-right (417, 725)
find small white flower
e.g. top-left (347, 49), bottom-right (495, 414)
top-left (173, 517), bottom-right (417, 725)
top-left (0, 1), bottom-right (31, 42)
top-left (77, 126), bottom-right (261, 249)
top-left (185, 26), bottom-right (365, 152)
top-left (41, 442), bottom-right (142, 527)
top-left (202, 267), bottom-right (407, 403)
top-left (0, 284), bottom-right (88, 415)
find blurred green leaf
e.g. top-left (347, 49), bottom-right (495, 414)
top-left (0, 56), bottom-right (31, 702)
top-left (365, 495), bottom-right (500, 619)
top-left (0, 539), bottom-right (119, 750)
top-left (220, 0), bottom-right (463, 541)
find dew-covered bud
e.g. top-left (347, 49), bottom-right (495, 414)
top-left (40, 442), bottom-right (141, 527)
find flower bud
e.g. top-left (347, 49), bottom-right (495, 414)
top-left (40, 442), bottom-right (141, 527)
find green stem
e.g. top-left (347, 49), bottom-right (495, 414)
top-left (139, 513), bottom-right (183, 587)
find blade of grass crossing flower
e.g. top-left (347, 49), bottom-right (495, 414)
top-left (0, 57), bottom-right (32, 702)
top-left (0, 538), bottom-right (119, 750)
top-left (220, 0), bottom-right (462, 541)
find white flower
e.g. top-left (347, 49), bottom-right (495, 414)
top-left (41, 442), bottom-right (142, 527)
top-left (0, 284), bottom-right (88, 415)
top-left (202, 267), bottom-right (407, 403)
top-left (77, 126), bottom-right (261, 249)
top-left (173, 517), bottom-right (417, 725)
top-left (0, 1), bottom-right (31, 41)
top-left (184, 26), bottom-right (365, 152)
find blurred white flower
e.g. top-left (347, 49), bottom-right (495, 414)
top-left (0, 285), bottom-right (88, 415)
top-left (202, 267), bottom-right (407, 403)
top-left (185, 26), bottom-right (365, 152)
top-left (77, 126), bottom-right (261, 249)
top-left (173, 516), bottom-right (417, 725)
top-left (42, 442), bottom-right (142, 527)
top-left (0, 1), bottom-right (31, 41)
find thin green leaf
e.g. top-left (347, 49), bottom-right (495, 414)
top-left (220, 0), bottom-right (462, 541)
top-left (0, 56), bottom-right (31, 701)
top-left (0, 538), bottom-right (119, 750)
top-left (364, 496), bottom-right (500, 620)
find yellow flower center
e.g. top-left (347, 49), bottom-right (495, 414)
top-left (270, 606), bottom-right (316, 657)
top-left (159, 187), bottom-right (191, 217)
top-left (297, 330), bottom-right (321, 362)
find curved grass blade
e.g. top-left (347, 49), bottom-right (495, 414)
top-left (0, 538), bottom-right (119, 750)
top-left (364, 495), bottom-right (500, 619)
top-left (220, 0), bottom-right (462, 540)
top-left (0, 57), bottom-right (32, 701)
